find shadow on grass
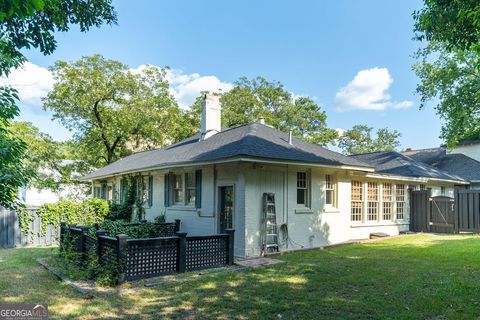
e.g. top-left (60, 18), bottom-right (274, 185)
top-left (3, 234), bottom-right (480, 319)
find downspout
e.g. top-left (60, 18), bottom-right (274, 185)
top-left (285, 164), bottom-right (289, 249)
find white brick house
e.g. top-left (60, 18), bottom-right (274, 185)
top-left (82, 94), bottom-right (467, 258)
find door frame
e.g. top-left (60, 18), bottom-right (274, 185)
top-left (217, 184), bottom-right (235, 233)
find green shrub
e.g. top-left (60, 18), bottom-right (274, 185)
top-left (19, 199), bottom-right (109, 236)
top-left (90, 220), bottom-right (175, 238)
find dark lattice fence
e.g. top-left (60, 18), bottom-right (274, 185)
top-left (186, 235), bottom-right (229, 271)
top-left (126, 237), bottom-right (179, 280)
top-left (59, 221), bottom-right (235, 283)
top-left (98, 235), bottom-right (118, 266)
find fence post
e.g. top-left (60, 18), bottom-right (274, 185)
top-left (174, 219), bottom-right (181, 232)
top-left (454, 188), bottom-right (460, 233)
top-left (176, 232), bottom-right (188, 273)
top-left (59, 222), bottom-right (66, 251)
top-left (116, 234), bottom-right (128, 284)
top-left (225, 229), bottom-right (235, 265)
top-left (80, 226), bottom-right (89, 263)
top-left (96, 229), bottom-right (107, 259)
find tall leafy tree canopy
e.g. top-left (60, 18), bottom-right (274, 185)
top-left (413, 0), bottom-right (480, 147)
top-left (0, 0), bottom-right (116, 207)
top-left (338, 125), bottom-right (401, 155)
top-left (44, 55), bottom-right (184, 166)
top-left (189, 77), bottom-right (338, 146)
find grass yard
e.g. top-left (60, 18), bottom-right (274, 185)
top-left (2, 234), bottom-right (480, 319)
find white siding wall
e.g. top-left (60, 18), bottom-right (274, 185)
top-left (95, 163), bottom-right (246, 257)
top-left (450, 144), bottom-right (480, 162)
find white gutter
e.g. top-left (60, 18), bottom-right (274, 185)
top-left (82, 156), bottom-right (374, 181)
top-left (364, 172), bottom-right (468, 185)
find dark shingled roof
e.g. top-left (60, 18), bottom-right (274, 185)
top-left (82, 123), bottom-right (372, 180)
top-left (402, 147), bottom-right (446, 165)
top-left (350, 151), bottom-right (466, 182)
top-left (402, 148), bottom-right (480, 182)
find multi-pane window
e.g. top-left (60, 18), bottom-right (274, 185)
top-left (367, 182), bottom-right (379, 221)
top-left (325, 174), bottom-right (336, 207)
top-left (419, 184), bottom-right (426, 191)
top-left (441, 186), bottom-right (446, 195)
top-left (173, 174), bottom-right (184, 204)
top-left (351, 181), bottom-right (363, 221)
top-left (297, 172), bottom-right (309, 205)
top-left (396, 184), bottom-right (406, 220)
top-left (168, 172), bottom-right (196, 206)
top-left (382, 183), bottom-right (393, 220)
top-left (185, 172), bottom-right (196, 205)
top-left (107, 185), bottom-right (113, 201)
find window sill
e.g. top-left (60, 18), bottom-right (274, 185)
top-left (350, 221), bottom-right (410, 227)
top-left (323, 207), bottom-right (339, 213)
top-left (166, 206), bottom-right (197, 212)
top-left (295, 208), bottom-right (314, 214)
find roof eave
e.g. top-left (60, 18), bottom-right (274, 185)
top-left (81, 156), bottom-right (375, 181)
top-left (365, 172), bottom-right (468, 185)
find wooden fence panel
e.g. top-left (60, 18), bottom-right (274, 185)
top-left (455, 189), bottom-right (480, 232)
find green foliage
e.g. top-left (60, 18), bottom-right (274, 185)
top-left (413, 0), bottom-right (480, 147)
top-left (106, 175), bottom-right (137, 221)
top-left (0, 88), bottom-right (31, 208)
top-left (44, 55), bottom-right (186, 166)
top-left (57, 234), bottom-right (119, 286)
top-left (0, 0), bottom-right (116, 208)
top-left (187, 77), bottom-right (338, 146)
top-left (92, 220), bottom-right (175, 239)
top-left (414, 0), bottom-right (480, 53)
top-left (338, 125), bottom-right (401, 155)
top-left (19, 199), bottom-right (109, 236)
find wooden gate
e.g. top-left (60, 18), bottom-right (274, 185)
top-left (455, 189), bottom-right (480, 232)
top-left (0, 206), bottom-right (58, 248)
top-left (410, 190), bottom-right (455, 233)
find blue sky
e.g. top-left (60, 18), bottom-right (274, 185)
top-left (5, 0), bottom-right (443, 149)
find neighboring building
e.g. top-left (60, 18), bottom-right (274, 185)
top-left (82, 94), bottom-right (467, 258)
top-left (403, 147), bottom-right (480, 189)
top-left (20, 160), bottom-right (89, 207)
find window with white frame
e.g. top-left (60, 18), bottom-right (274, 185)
top-left (367, 182), bottom-right (379, 221)
top-left (351, 180), bottom-right (363, 221)
top-left (419, 184), bottom-right (426, 191)
top-left (325, 174), bottom-right (337, 207)
top-left (166, 171), bottom-right (197, 207)
top-left (107, 185), bottom-right (113, 201)
top-left (185, 172), bottom-right (196, 205)
top-left (382, 183), bottom-right (393, 220)
top-left (172, 174), bottom-right (184, 205)
top-left (297, 172), bottom-right (309, 206)
top-left (396, 184), bottom-right (406, 220)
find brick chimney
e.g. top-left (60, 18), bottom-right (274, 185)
top-left (200, 93), bottom-right (221, 140)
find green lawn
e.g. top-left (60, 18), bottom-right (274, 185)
top-left (2, 234), bottom-right (480, 319)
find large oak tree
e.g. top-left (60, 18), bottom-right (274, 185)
top-left (44, 55), bottom-right (185, 166)
top-left (413, 0), bottom-right (480, 147)
top-left (0, 0), bottom-right (116, 207)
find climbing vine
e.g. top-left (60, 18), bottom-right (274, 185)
top-left (18, 199), bottom-right (109, 236)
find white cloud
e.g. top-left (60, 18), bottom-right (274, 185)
top-left (165, 69), bottom-right (232, 108)
top-left (130, 65), bottom-right (233, 108)
top-left (334, 67), bottom-right (413, 111)
top-left (0, 62), bottom-right (54, 109)
top-left (335, 128), bottom-right (346, 136)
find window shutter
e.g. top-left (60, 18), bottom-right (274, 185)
top-left (164, 173), bottom-right (171, 207)
top-left (148, 176), bottom-right (153, 207)
top-left (195, 170), bottom-right (202, 208)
